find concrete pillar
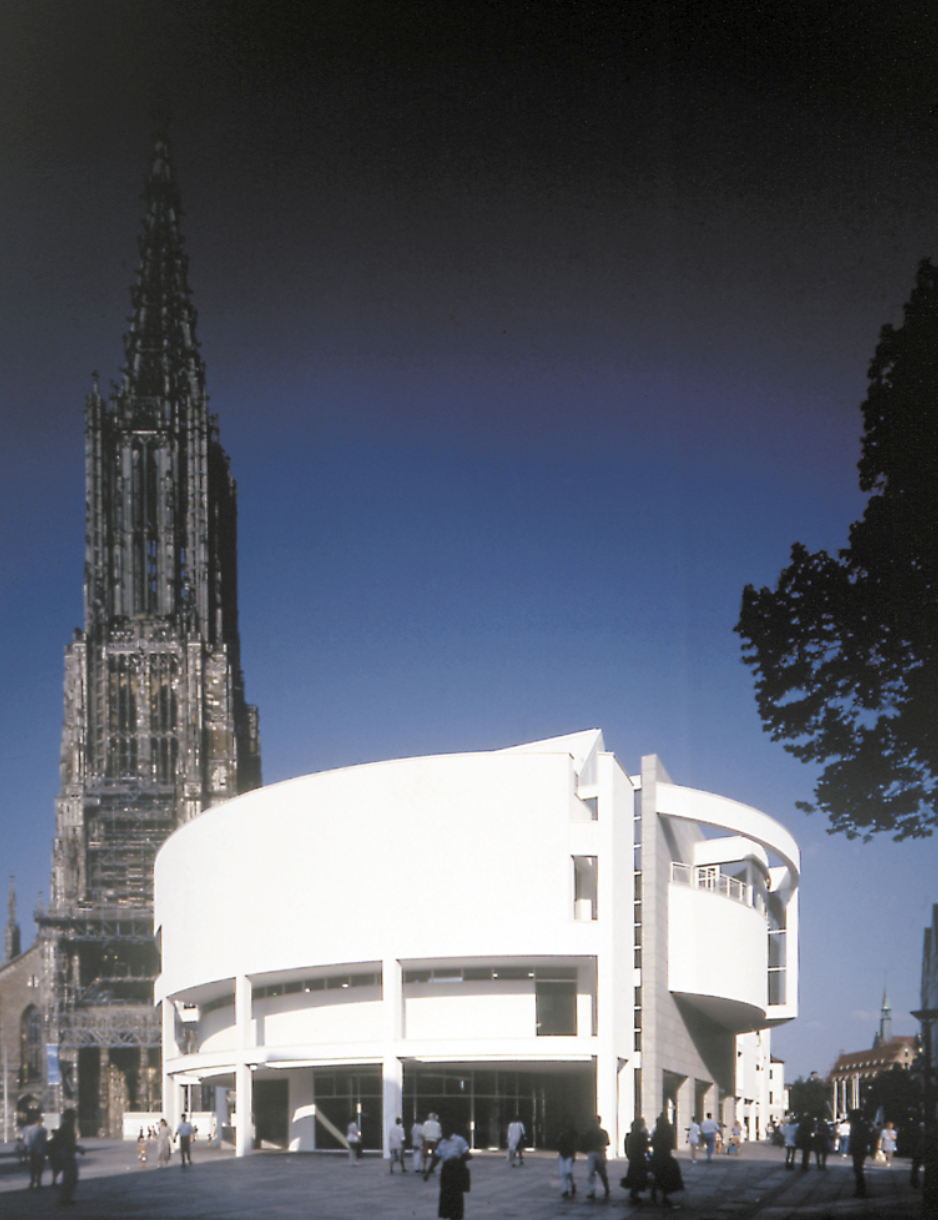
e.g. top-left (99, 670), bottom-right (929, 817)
top-left (676, 1076), bottom-right (693, 1148)
top-left (214, 1086), bottom-right (228, 1146)
top-left (382, 957), bottom-right (403, 1158)
top-left (617, 1059), bottom-right (634, 1155)
top-left (289, 1072), bottom-right (315, 1151)
top-left (596, 1049), bottom-right (619, 1156)
top-left (160, 1000), bottom-right (183, 1133)
top-left (235, 974), bottom-right (253, 1157)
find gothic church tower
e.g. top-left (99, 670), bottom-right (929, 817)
top-left (41, 137), bottom-right (261, 1133)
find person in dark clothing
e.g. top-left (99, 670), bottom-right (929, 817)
top-left (57, 1109), bottom-right (85, 1206)
top-left (46, 1126), bottom-right (64, 1186)
top-left (582, 1115), bottom-right (610, 1200)
top-left (621, 1117), bottom-right (650, 1204)
top-left (795, 1115), bottom-right (814, 1171)
top-left (649, 1113), bottom-right (684, 1209)
top-left (813, 1118), bottom-right (831, 1169)
top-left (911, 1120), bottom-right (925, 1188)
top-left (848, 1109), bottom-right (871, 1198)
top-left (556, 1118), bottom-right (578, 1198)
top-left (436, 1126), bottom-right (472, 1220)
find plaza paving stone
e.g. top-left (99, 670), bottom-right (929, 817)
top-left (0, 1139), bottom-right (924, 1219)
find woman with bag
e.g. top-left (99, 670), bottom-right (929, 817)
top-left (437, 1124), bottom-right (472, 1220)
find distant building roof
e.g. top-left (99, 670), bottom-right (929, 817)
top-left (827, 1035), bottom-right (917, 1082)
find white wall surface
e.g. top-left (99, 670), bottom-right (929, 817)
top-left (156, 749), bottom-right (597, 1001)
top-left (668, 884), bottom-right (768, 1016)
top-left (404, 985), bottom-right (535, 1041)
top-left (256, 992), bottom-right (383, 1046)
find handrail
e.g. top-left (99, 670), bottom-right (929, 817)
top-left (670, 862), bottom-right (764, 912)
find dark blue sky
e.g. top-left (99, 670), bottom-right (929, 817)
top-left (1, 0), bottom-right (936, 1080)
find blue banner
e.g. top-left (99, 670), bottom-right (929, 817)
top-left (46, 1044), bottom-right (60, 1087)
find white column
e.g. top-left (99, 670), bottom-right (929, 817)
top-left (235, 974), bottom-right (253, 1158)
top-left (289, 1071), bottom-right (316, 1151)
top-left (214, 1086), bottom-right (228, 1146)
top-left (161, 999), bottom-right (184, 1133)
top-left (382, 957), bottom-right (404, 1158)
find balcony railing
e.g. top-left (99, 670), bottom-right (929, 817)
top-left (670, 862), bottom-right (765, 913)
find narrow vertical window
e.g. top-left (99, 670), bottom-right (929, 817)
top-left (573, 856), bottom-right (598, 921)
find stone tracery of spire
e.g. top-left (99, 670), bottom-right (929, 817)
top-left (120, 136), bottom-right (204, 416)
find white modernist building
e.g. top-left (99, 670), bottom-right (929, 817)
top-left (154, 731), bottom-right (799, 1156)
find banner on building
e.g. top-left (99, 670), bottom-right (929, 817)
top-left (46, 1044), bottom-right (60, 1087)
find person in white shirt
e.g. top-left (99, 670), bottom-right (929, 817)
top-left (437, 1125), bottom-right (472, 1220)
top-left (422, 1112), bottom-right (442, 1178)
top-left (175, 1114), bottom-right (194, 1167)
top-left (687, 1118), bottom-right (701, 1162)
top-left (507, 1116), bottom-right (526, 1166)
top-left (781, 1115), bottom-right (799, 1169)
top-left (388, 1117), bottom-right (407, 1173)
top-left (411, 1119), bottom-right (424, 1173)
top-left (346, 1118), bottom-right (362, 1165)
top-left (700, 1113), bottom-right (720, 1163)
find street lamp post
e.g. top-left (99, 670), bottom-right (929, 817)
top-left (911, 1008), bottom-right (938, 1211)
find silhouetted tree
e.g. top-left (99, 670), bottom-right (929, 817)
top-left (862, 1064), bottom-right (922, 1154)
top-left (737, 259), bottom-right (938, 840)
top-left (789, 1074), bottom-right (831, 1120)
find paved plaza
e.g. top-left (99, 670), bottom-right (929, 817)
top-left (0, 1139), bottom-right (923, 1219)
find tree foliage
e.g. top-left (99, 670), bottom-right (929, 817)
top-left (788, 1075), bottom-right (831, 1120)
top-left (736, 259), bottom-right (938, 841)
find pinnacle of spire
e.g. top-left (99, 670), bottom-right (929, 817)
top-left (120, 135), bottom-right (204, 418)
top-left (4, 875), bottom-right (20, 962)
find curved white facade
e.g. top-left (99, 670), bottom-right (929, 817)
top-left (154, 732), bottom-right (798, 1156)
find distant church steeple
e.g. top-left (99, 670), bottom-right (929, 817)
top-left (4, 875), bottom-right (21, 962)
top-left (879, 983), bottom-right (892, 1045)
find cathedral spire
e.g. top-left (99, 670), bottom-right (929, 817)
top-left (880, 982), bottom-right (892, 1044)
top-left (4, 875), bottom-right (21, 962)
top-left (120, 135), bottom-right (203, 416)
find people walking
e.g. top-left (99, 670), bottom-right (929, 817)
top-left (175, 1112), bottom-right (194, 1166)
top-left (556, 1116), bottom-right (578, 1199)
top-left (795, 1114), bottom-right (814, 1171)
top-left (621, 1116), bottom-right (650, 1205)
top-left (880, 1121), bottom-right (897, 1167)
top-left (813, 1117), bottom-right (831, 1169)
top-left (157, 1118), bottom-right (172, 1167)
top-left (687, 1118), bottom-right (701, 1162)
top-left (436, 1124), bottom-right (471, 1220)
top-left (506, 1115), bottom-right (526, 1166)
top-left (582, 1114), bottom-right (610, 1200)
top-left (347, 1117), bottom-right (362, 1165)
top-left (781, 1114), bottom-right (799, 1169)
top-left (701, 1112), bottom-right (720, 1163)
top-left (26, 1115), bottom-right (48, 1188)
top-left (649, 1112), bottom-right (685, 1210)
top-left (25, 1115), bottom-right (48, 1189)
top-left (412, 1118), bottom-right (425, 1174)
top-left (57, 1109), bottom-right (85, 1206)
top-left (422, 1111), bottom-right (443, 1178)
top-left (848, 1109), bottom-right (871, 1198)
top-left (389, 1116), bottom-right (407, 1172)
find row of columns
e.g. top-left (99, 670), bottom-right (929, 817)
top-left (164, 958), bottom-right (625, 1159)
top-left (830, 1074), bottom-right (861, 1116)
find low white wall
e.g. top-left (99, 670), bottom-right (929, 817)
top-left (667, 884), bottom-right (767, 1012)
top-left (404, 984), bottom-right (536, 1041)
top-left (257, 991), bottom-right (383, 1046)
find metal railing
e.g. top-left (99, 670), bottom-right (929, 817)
top-left (670, 862), bottom-right (763, 911)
